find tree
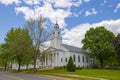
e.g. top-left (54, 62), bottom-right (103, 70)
top-left (82, 26), bottom-right (117, 68)
top-left (25, 17), bottom-right (50, 72)
top-left (113, 33), bottom-right (120, 65)
top-left (67, 56), bottom-right (76, 72)
top-left (0, 44), bottom-right (12, 70)
top-left (5, 28), bottom-right (32, 71)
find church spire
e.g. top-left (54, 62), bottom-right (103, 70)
top-left (50, 22), bottom-right (62, 49)
top-left (54, 20), bottom-right (59, 29)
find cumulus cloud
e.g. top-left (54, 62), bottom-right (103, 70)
top-left (15, 4), bottom-right (71, 27)
top-left (0, 0), bottom-right (20, 5)
top-left (114, 3), bottom-right (120, 13)
top-left (62, 19), bottom-right (120, 48)
top-left (14, 0), bottom-right (84, 28)
top-left (0, 0), bottom-right (87, 28)
top-left (23, 0), bottom-right (40, 5)
top-left (84, 0), bottom-right (90, 2)
top-left (40, 0), bottom-right (83, 8)
top-left (15, 6), bottom-right (34, 20)
top-left (85, 8), bottom-right (97, 16)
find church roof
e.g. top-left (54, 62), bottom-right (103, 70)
top-left (62, 44), bottom-right (84, 53)
top-left (50, 47), bottom-right (64, 51)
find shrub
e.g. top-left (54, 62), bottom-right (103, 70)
top-left (54, 66), bottom-right (66, 70)
top-left (76, 66), bottom-right (83, 70)
top-left (67, 56), bottom-right (76, 72)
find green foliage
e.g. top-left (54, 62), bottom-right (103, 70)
top-left (113, 33), bottom-right (120, 65)
top-left (67, 56), bottom-right (76, 72)
top-left (4, 28), bottom-right (32, 71)
top-left (0, 43), bottom-right (12, 70)
top-left (54, 66), bottom-right (66, 70)
top-left (82, 26), bottom-right (117, 68)
top-left (76, 66), bottom-right (83, 70)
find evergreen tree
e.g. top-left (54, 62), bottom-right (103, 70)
top-left (67, 56), bottom-right (76, 72)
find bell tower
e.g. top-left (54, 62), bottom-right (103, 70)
top-left (50, 22), bottom-right (62, 49)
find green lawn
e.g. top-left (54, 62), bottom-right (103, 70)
top-left (34, 69), bottom-right (120, 80)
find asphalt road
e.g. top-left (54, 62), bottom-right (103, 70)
top-left (0, 72), bottom-right (63, 80)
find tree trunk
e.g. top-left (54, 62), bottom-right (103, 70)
top-left (26, 64), bottom-right (29, 70)
top-left (4, 64), bottom-right (7, 71)
top-left (17, 57), bottom-right (21, 72)
top-left (33, 58), bottom-right (36, 72)
top-left (10, 61), bottom-right (13, 70)
top-left (99, 55), bottom-right (103, 68)
top-left (4, 60), bottom-right (7, 71)
top-left (18, 61), bottom-right (21, 72)
top-left (118, 51), bottom-right (120, 63)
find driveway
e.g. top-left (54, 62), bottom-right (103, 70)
top-left (0, 72), bottom-right (63, 80)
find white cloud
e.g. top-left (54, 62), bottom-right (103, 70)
top-left (45, 0), bottom-right (82, 8)
top-left (84, 0), bottom-right (90, 2)
top-left (85, 8), bottom-right (97, 16)
top-left (72, 0), bottom-right (82, 7)
top-left (1, 0), bottom-right (92, 28)
top-left (15, 6), bottom-right (34, 20)
top-left (0, 0), bottom-right (20, 5)
top-left (104, 0), bottom-right (107, 4)
top-left (15, 3), bottom-right (71, 27)
top-left (23, 0), bottom-right (40, 5)
top-left (62, 19), bottom-right (120, 48)
top-left (73, 13), bottom-right (79, 17)
top-left (100, 0), bottom-right (107, 6)
top-left (14, 0), bottom-right (86, 28)
top-left (53, 0), bottom-right (72, 8)
top-left (114, 3), bottom-right (120, 13)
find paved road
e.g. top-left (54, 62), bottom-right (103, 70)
top-left (0, 72), bottom-right (63, 80)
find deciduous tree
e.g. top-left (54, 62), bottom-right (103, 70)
top-left (82, 26), bottom-right (117, 68)
top-left (25, 17), bottom-right (50, 71)
top-left (113, 33), bottom-right (120, 65)
top-left (5, 28), bottom-right (32, 71)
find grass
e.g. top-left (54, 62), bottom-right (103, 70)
top-left (32, 69), bottom-right (120, 80)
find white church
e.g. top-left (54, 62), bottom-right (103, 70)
top-left (43, 23), bottom-right (93, 68)
top-left (12, 23), bottom-right (93, 69)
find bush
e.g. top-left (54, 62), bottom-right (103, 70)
top-left (76, 66), bottom-right (83, 70)
top-left (67, 56), bottom-right (76, 72)
top-left (54, 66), bottom-right (66, 70)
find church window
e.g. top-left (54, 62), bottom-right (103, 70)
top-left (82, 56), bottom-right (84, 63)
top-left (78, 55), bottom-right (80, 62)
top-left (73, 55), bottom-right (76, 62)
top-left (61, 58), bottom-right (63, 62)
top-left (65, 58), bottom-right (67, 62)
top-left (86, 56), bottom-right (88, 63)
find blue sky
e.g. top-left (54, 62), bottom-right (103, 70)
top-left (0, 0), bottom-right (120, 47)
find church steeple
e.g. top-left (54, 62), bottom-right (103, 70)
top-left (50, 22), bottom-right (62, 49)
top-left (52, 22), bottom-right (60, 37)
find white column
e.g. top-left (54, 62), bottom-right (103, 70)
top-left (44, 54), bottom-right (46, 67)
top-left (55, 53), bottom-right (57, 66)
